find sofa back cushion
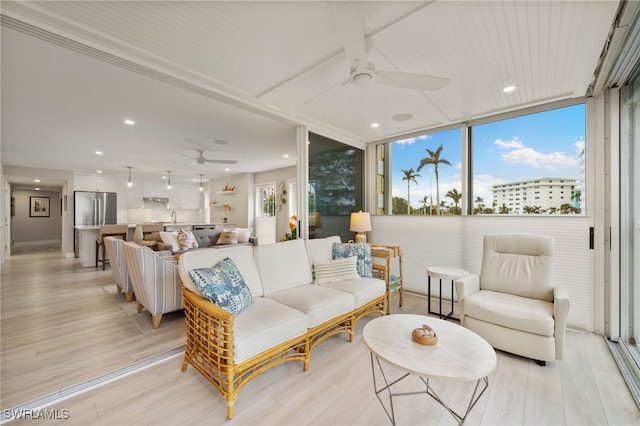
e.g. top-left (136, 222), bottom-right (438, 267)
top-left (179, 246), bottom-right (264, 298)
top-left (305, 236), bottom-right (341, 267)
top-left (254, 239), bottom-right (313, 296)
top-left (480, 234), bottom-right (554, 302)
top-left (192, 228), bottom-right (224, 248)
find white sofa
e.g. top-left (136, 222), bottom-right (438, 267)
top-left (178, 236), bottom-right (387, 420)
top-left (455, 234), bottom-right (570, 365)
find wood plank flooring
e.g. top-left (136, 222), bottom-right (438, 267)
top-left (1, 246), bottom-right (639, 425)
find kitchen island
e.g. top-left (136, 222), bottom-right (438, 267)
top-left (75, 223), bottom-right (232, 267)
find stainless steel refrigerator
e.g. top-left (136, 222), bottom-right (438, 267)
top-left (74, 191), bottom-right (117, 257)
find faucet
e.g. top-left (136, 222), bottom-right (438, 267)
top-left (171, 210), bottom-right (177, 224)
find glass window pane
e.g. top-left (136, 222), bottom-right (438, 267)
top-left (471, 104), bottom-right (585, 215)
top-left (383, 128), bottom-right (462, 215)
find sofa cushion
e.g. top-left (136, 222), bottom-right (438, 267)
top-left (266, 284), bottom-right (354, 328)
top-left (232, 227), bottom-right (253, 243)
top-left (233, 298), bottom-right (307, 363)
top-left (254, 239), bottom-right (313, 295)
top-left (216, 230), bottom-right (239, 245)
top-left (313, 256), bottom-right (360, 284)
top-left (463, 289), bottom-right (554, 336)
top-left (305, 236), bottom-right (341, 266)
top-left (177, 229), bottom-right (198, 249)
top-left (179, 246), bottom-right (265, 298)
top-left (159, 231), bottom-right (180, 252)
top-left (318, 277), bottom-right (385, 308)
top-left (332, 242), bottom-right (373, 278)
top-left (188, 257), bottom-right (252, 315)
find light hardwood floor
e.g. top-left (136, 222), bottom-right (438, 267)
top-left (1, 246), bottom-right (639, 425)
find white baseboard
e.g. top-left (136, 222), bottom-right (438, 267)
top-left (13, 239), bottom-right (60, 247)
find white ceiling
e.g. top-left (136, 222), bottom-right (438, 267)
top-left (0, 1), bottom-right (620, 189)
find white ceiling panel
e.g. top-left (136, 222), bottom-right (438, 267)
top-left (0, 0), bottom-right (623, 187)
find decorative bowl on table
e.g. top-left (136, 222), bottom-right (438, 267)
top-left (412, 324), bottom-right (438, 346)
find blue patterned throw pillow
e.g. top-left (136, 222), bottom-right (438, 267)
top-left (332, 242), bottom-right (372, 278)
top-left (188, 257), bottom-right (252, 315)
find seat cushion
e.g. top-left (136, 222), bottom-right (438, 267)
top-left (463, 290), bottom-right (554, 336)
top-left (318, 277), bottom-right (385, 308)
top-left (234, 298), bottom-right (307, 363)
top-left (266, 284), bottom-right (354, 328)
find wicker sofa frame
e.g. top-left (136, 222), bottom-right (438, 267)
top-left (181, 285), bottom-right (386, 420)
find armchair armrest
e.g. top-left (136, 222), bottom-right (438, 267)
top-left (249, 236), bottom-right (258, 246)
top-left (454, 274), bottom-right (480, 325)
top-left (553, 286), bottom-right (571, 360)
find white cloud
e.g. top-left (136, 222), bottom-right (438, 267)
top-left (494, 137), bottom-right (525, 149)
top-left (394, 134), bottom-right (429, 145)
top-left (501, 147), bottom-right (576, 168)
top-left (473, 174), bottom-right (504, 203)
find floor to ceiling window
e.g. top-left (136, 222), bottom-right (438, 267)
top-left (620, 71), bottom-right (640, 371)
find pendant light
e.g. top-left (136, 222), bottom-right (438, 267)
top-left (199, 174), bottom-right (204, 192)
top-left (126, 166), bottom-right (133, 187)
top-left (166, 171), bottom-right (172, 190)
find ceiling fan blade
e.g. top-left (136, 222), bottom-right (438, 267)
top-left (205, 159), bottom-right (238, 164)
top-left (375, 70), bottom-right (449, 91)
top-left (179, 153), bottom-right (197, 160)
top-left (329, 2), bottom-right (368, 62)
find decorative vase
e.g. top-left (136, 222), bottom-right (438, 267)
top-left (133, 224), bottom-right (144, 244)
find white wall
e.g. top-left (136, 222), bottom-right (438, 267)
top-left (371, 215), bottom-right (594, 332)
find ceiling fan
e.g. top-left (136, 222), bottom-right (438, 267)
top-left (329, 2), bottom-right (449, 91)
top-left (180, 149), bottom-right (238, 165)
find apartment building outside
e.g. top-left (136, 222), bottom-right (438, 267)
top-left (492, 178), bottom-right (578, 214)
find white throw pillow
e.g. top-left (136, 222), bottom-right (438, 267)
top-left (313, 256), bottom-right (361, 284)
top-left (159, 231), bottom-right (180, 252)
top-left (232, 227), bottom-right (253, 243)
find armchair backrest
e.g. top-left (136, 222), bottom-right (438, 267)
top-left (123, 242), bottom-right (183, 315)
top-left (103, 236), bottom-right (131, 293)
top-left (480, 234), bottom-right (554, 302)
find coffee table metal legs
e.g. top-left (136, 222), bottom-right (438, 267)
top-left (370, 353), bottom-right (489, 425)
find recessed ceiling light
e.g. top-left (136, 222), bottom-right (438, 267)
top-left (124, 119), bottom-right (135, 126)
top-left (225, 168), bottom-right (230, 172)
top-left (503, 85), bottom-right (516, 93)
top-left (392, 113), bottom-right (413, 122)
top-left (283, 154), bottom-right (289, 158)
top-left (370, 122), bottom-right (379, 128)
top-left (34, 179), bottom-right (40, 183)
top-left (97, 170), bottom-right (102, 174)
top-left (34, 187), bottom-right (40, 191)
top-left (95, 151), bottom-right (103, 155)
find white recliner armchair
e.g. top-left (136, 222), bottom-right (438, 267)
top-left (455, 234), bottom-right (570, 365)
top-left (123, 242), bottom-right (183, 329)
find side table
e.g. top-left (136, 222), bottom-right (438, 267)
top-left (426, 266), bottom-right (468, 320)
top-left (371, 245), bottom-right (403, 313)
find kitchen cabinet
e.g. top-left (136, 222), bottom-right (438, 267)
top-left (74, 173), bottom-right (116, 192)
top-left (143, 181), bottom-right (169, 198)
top-left (167, 183), bottom-right (201, 209)
top-left (116, 178), bottom-right (143, 208)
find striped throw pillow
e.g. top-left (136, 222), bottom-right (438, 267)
top-left (313, 256), bottom-right (361, 284)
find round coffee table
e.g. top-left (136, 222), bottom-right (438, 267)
top-left (363, 314), bottom-right (496, 425)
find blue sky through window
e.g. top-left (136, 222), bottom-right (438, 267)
top-left (389, 103), bottom-right (585, 209)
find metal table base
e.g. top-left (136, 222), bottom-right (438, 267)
top-left (370, 353), bottom-right (489, 425)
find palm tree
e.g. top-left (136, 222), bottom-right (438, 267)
top-left (419, 196), bottom-right (429, 215)
top-left (446, 188), bottom-right (462, 209)
top-left (417, 145), bottom-right (452, 215)
top-left (401, 168), bottom-right (421, 215)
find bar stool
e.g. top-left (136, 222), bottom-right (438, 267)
top-left (96, 224), bottom-right (128, 270)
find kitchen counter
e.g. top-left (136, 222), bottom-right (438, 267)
top-left (76, 223), bottom-right (233, 267)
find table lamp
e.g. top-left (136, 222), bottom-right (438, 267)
top-left (350, 211), bottom-right (371, 243)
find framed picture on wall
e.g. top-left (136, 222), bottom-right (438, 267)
top-left (30, 196), bottom-right (50, 217)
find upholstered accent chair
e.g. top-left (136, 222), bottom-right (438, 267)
top-left (95, 224), bottom-right (128, 270)
top-left (103, 236), bottom-right (134, 302)
top-left (123, 242), bottom-right (183, 328)
top-left (455, 234), bottom-right (570, 365)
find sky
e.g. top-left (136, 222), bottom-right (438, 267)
top-left (390, 103), bottom-right (585, 208)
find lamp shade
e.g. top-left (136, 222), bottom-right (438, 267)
top-left (350, 211), bottom-right (371, 232)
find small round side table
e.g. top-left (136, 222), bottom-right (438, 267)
top-left (426, 266), bottom-right (468, 320)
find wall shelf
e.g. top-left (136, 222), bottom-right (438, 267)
top-left (215, 190), bottom-right (236, 195)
